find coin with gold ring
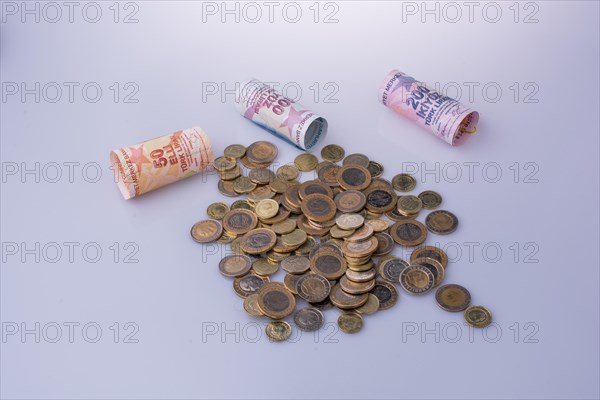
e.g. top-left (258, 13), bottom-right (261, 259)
top-left (435, 284), bottom-right (471, 312)
top-left (337, 312), bottom-right (363, 333)
top-left (464, 305), bottom-right (492, 328)
top-left (321, 144), bottom-right (345, 162)
top-left (191, 219), bottom-right (223, 243)
top-left (265, 320), bottom-right (292, 341)
top-left (223, 144), bottom-right (247, 159)
top-left (392, 173), bottom-right (417, 192)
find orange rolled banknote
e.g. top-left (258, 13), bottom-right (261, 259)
top-left (110, 127), bottom-right (214, 199)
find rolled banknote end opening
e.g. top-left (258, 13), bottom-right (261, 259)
top-left (235, 78), bottom-right (328, 151)
top-left (302, 115), bottom-right (328, 151)
top-left (452, 111), bottom-right (479, 146)
top-left (110, 149), bottom-right (135, 200)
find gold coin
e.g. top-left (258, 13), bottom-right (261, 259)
top-left (216, 231), bottom-right (237, 244)
top-left (234, 273), bottom-right (270, 298)
top-left (365, 218), bottom-right (390, 233)
top-left (419, 190), bottom-right (442, 210)
top-left (345, 224), bottom-right (374, 242)
top-left (329, 225), bottom-right (355, 239)
top-left (337, 311), bottom-right (363, 334)
top-left (341, 236), bottom-right (379, 258)
top-left (296, 273), bottom-right (331, 303)
top-left (218, 254), bottom-right (253, 277)
top-left (271, 235), bottom-right (301, 254)
top-left (282, 184), bottom-right (302, 212)
top-left (306, 215), bottom-right (337, 229)
top-left (412, 257), bottom-right (445, 288)
top-left (309, 242), bottom-right (343, 259)
top-left (411, 246), bottom-right (448, 269)
top-left (397, 195), bottom-right (423, 215)
top-left (213, 156), bottom-right (237, 172)
top-left (310, 250), bottom-right (347, 280)
top-left (295, 236), bottom-right (317, 256)
top-left (399, 265), bottom-right (434, 295)
top-left (223, 144), bottom-right (247, 159)
top-left (246, 141), bottom-right (278, 164)
top-left (299, 180), bottom-right (334, 199)
top-left (335, 213), bottom-right (364, 230)
top-left (346, 259), bottom-right (375, 272)
top-left (425, 210), bottom-right (459, 235)
top-left (261, 207), bottom-right (291, 225)
top-left (296, 215), bottom-right (331, 237)
top-left (252, 258), bottom-right (279, 276)
top-left (271, 219), bottom-right (297, 235)
top-left (378, 257), bottom-right (409, 283)
top-left (334, 190), bottom-right (366, 213)
top-left (371, 281), bottom-right (399, 310)
top-left (282, 229), bottom-right (307, 247)
top-left (207, 202), bottom-right (230, 220)
top-left (248, 167), bottom-right (275, 185)
top-left (243, 294), bottom-right (264, 317)
top-left (342, 153), bottom-right (370, 167)
top-left (321, 144), bottom-right (345, 162)
top-left (464, 305), bottom-right (492, 328)
top-left (294, 153), bottom-right (319, 172)
top-left (345, 267), bottom-right (377, 283)
top-left (269, 177), bottom-right (292, 194)
top-left (218, 165), bottom-right (242, 181)
top-left (373, 232), bottom-right (394, 256)
top-left (435, 284), bottom-right (471, 312)
top-left (231, 199), bottom-right (254, 211)
top-left (218, 179), bottom-right (241, 197)
top-left (240, 155), bottom-right (272, 169)
top-left (233, 176), bottom-right (257, 194)
top-left (293, 307), bottom-right (325, 331)
top-left (280, 255), bottom-right (310, 274)
top-left (247, 185), bottom-right (275, 202)
top-left (190, 219), bottom-right (223, 243)
top-left (240, 228), bottom-right (277, 254)
top-left (390, 220), bottom-right (427, 247)
top-left (276, 164), bottom-right (300, 180)
top-left (222, 209), bottom-right (258, 235)
top-left (364, 186), bottom-right (398, 213)
top-left (255, 199), bottom-right (279, 219)
top-left (283, 273), bottom-right (305, 294)
top-left (356, 294), bottom-right (380, 315)
top-left (229, 237), bottom-right (244, 254)
top-left (301, 193), bottom-right (337, 223)
top-left (265, 321), bottom-right (292, 342)
top-left (329, 283), bottom-right (368, 310)
top-left (267, 250), bottom-right (289, 264)
top-left (367, 161), bottom-right (384, 179)
top-left (386, 208), bottom-right (417, 221)
top-left (392, 173), bottom-right (417, 192)
top-left (317, 163), bottom-right (341, 187)
top-left (337, 165), bottom-right (372, 191)
top-left (339, 275), bottom-right (375, 295)
top-left (257, 282), bottom-right (296, 319)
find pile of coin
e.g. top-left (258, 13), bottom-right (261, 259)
top-left (191, 141), bottom-right (492, 341)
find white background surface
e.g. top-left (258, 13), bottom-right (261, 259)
top-left (1, 1), bottom-right (599, 399)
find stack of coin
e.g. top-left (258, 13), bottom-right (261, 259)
top-left (192, 141), bottom-right (491, 340)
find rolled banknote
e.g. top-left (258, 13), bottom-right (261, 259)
top-left (379, 70), bottom-right (479, 146)
top-left (235, 78), bottom-right (328, 151)
top-left (110, 127), bottom-right (214, 200)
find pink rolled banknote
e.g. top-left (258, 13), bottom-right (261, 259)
top-left (110, 127), bottom-right (214, 200)
top-left (235, 78), bottom-right (328, 151)
top-left (379, 70), bottom-right (479, 146)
